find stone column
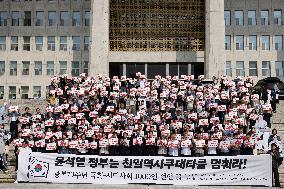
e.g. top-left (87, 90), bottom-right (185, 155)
top-left (205, 0), bottom-right (225, 79)
top-left (90, 0), bottom-right (109, 76)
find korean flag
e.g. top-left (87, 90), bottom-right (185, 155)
top-left (27, 155), bottom-right (50, 179)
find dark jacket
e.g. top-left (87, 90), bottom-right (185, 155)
top-left (268, 150), bottom-right (281, 169)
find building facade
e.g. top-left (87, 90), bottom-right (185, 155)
top-left (224, 0), bottom-right (284, 82)
top-left (0, 0), bottom-right (91, 99)
top-left (0, 0), bottom-right (283, 99)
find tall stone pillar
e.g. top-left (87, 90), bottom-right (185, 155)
top-left (90, 0), bottom-right (109, 76)
top-left (205, 0), bottom-right (225, 79)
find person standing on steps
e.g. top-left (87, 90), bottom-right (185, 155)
top-left (268, 143), bottom-right (282, 188)
top-left (0, 124), bottom-right (8, 173)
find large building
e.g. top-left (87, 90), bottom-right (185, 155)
top-left (0, 0), bottom-right (283, 99)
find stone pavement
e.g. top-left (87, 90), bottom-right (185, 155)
top-left (0, 184), bottom-right (276, 189)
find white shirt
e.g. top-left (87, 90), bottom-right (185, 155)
top-left (168, 140), bottom-right (179, 156)
top-left (207, 147), bottom-right (217, 155)
top-left (181, 147), bottom-right (191, 156)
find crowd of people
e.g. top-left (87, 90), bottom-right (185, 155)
top-left (0, 73), bottom-right (283, 182)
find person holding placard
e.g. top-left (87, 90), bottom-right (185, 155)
top-left (207, 135), bottom-right (218, 156)
top-left (78, 134), bottom-right (89, 155)
top-left (99, 134), bottom-right (109, 155)
top-left (89, 134), bottom-right (99, 155)
top-left (58, 134), bottom-right (69, 154)
top-left (243, 133), bottom-right (255, 155)
top-left (132, 130), bottom-right (144, 156)
top-left (120, 132), bottom-right (131, 156)
top-left (8, 107), bottom-right (20, 141)
top-left (157, 135), bottom-right (168, 156)
top-left (144, 131), bottom-right (156, 156)
top-left (230, 133), bottom-right (242, 156)
top-left (194, 134), bottom-right (206, 157)
top-left (46, 136), bottom-right (58, 153)
top-left (181, 134), bottom-right (192, 157)
top-left (218, 136), bottom-right (230, 156)
top-left (109, 133), bottom-right (119, 156)
top-left (168, 134), bottom-right (179, 157)
top-left (69, 134), bottom-right (79, 154)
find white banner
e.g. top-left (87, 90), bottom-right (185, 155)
top-left (18, 151), bottom-right (272, 186)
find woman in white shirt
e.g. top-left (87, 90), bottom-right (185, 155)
top-left (157, 135), bottom-right (168, 156)
top-left (181, 133), bottom-right (192, 157)
top-left (168, 134), bottom-right (179, 157)
top-left (99, 134), bottom-right (109, 155)
top-left (207, 135), bottom-right (218, 156)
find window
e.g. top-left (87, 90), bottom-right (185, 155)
top-left (47, 61), bottom-right (54, 75)
top-left (24, 11), bottom-right (31, 26)
top-left (35, 36), bottom-right (43, 51)
top-left (21, 86), bottom-right (29, 99)
top-left (225, 35), bottom-right (231, 50)
top-left (236, 35), bottom-right (244, 50)
top-left (125, 63), bottom-right (145, 78)
top-left (248, 35), bottom-right (257, 50)
top-left (84, 11), bottom-right (90, 26)
top-left (275, 35), bottom-right (283, 50)
top-left (0, 11), bottom-right (7, 26)
top-left (262, 35), bottom-right (270, 50)
top-left (147, 64), bottom-right (166, 79)
top-left (11, 36), bottom-right (18, 51)
top-left (0, 36), bottom-right (6, 51)
top-left (60, 11), bottom-right (68, 26)
top-left (34, 61), bottom-right (42, 75)
top-left (236, 61), bottom-right (245, 76)
top-left (22, 61), bottom-right (30, 75)
top-left (262, 61), bottom-right (271, 77)
top-left (23, 36), bottom-right (30, 51)
top-left (0, 86), bottom-right (4, 99)
top-left (60, 36), bottom-right (67, 51)
top-left (248, 10), bottom-right (256, 26)
top-left (59, 61), bottom-right (67, 75)
top-left (275, 61), bottom-right (284, 77)
top-left (33, 86), bottom-right (41, 98)
top-left (71, 61), bottom-right (80, 76)
top-left (35, 11), bottom-right (44, 26)
top-left (48, 11), bottom-right (56, 26)
top-left (82, 61), bottom-right (89, 76)
top-left (47, 36), bottom-right (55, 51)
top-left (9, 86), bottom-right (16, 99)
top-left (72, 11), bottom-right (80, 26)
top-left (11, 11), bottom-right (19, 26)
top-left (168, 63), bottom-right (189, 77)
top-left (10, 61), bottom-right (17, 76)
top-left (224, 10), bottom-right (231, 26)
top-left (0, 61), bottom-right (5, 75)
top-left (274, 10), bottom-right (282, 25)
top-left (261, 10), bottom-right (269, 25)
top-left (249, 61), bottom-right (258, 76)
top-left (235, 11), bottom-right (243, 26)
top-left (225, 61), bottom-right (232, 77)
top-left (72, 36), bottom-right (80, 51)
top-left (84, 36), bottom-right (89, 50)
